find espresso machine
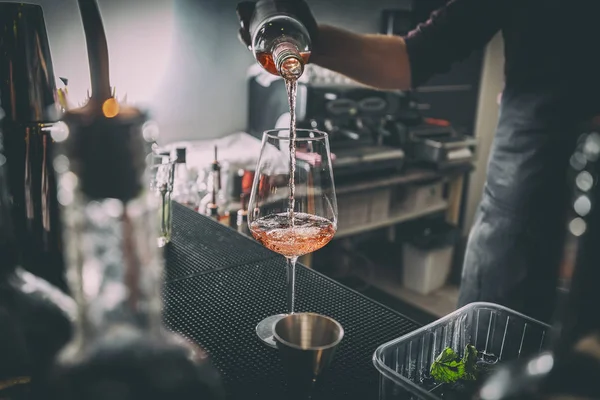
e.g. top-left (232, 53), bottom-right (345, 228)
top-left (0, 4), bottom-right (65, 290)
top-left (248, 64), bottom-right (409, 181)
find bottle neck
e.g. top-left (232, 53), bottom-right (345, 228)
top-left (273, 41), bottom-right (304, 80)
top-left (237, 210), bottom-right (249, 234)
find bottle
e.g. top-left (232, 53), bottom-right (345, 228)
top-left (204, 146), bottom-right (226, 222)
top-left (478, 122), bottom-right (600, 400)
top-left (172, 147), bottom-right (201, 211)
top-left (249, 0), bottom-right (312, 79)
top-left (0, 2), bottom-right (67, 292)
top-left (0, 139), bottom-right (75, 399)
top-left (226, 168), bottom-right (246, 229)
top-left (237, 194), bottom-right (251, 236)
top-left (45, 1), bottom-right (223, 398)
top-left (48, 110), bottom-right (224, 400)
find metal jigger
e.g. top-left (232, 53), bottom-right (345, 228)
top-left (274, 313), bottom-right (344, 398)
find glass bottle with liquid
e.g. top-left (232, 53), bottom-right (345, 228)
top-left (250, 0), bottom-right (311, 79)
top-left (237, 194), bottom-right (251, 236)
top-left (46, 106), bottom-right (223, 400)
top-left (477, 122), bottom-right (600, 400)
top-left (172, 147), bottom-right (201, 212)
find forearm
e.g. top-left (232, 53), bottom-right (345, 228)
top-left (310, 0), bottom-right (508, 90)
top-left (311, 25), bottom-right (412, 91)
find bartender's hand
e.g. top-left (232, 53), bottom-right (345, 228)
top-left (236, 0), bottom-right (319, 51)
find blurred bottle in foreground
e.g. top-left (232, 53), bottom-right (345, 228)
top-left (249, 0), bottom-right (312, 79)
top-left (478, 119), bottom-right (600, 400)
top-left (43, 0), bottom-right (223, 398)
top-left (0, 130), bottom-right (74, 399)
top-left (48, 107), bottom-right (224, 399)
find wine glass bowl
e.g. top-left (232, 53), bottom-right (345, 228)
top-left (248, 128), bottom-right (338, 347)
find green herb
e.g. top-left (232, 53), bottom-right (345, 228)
top-left (430, 347), bottom-right (465, 383)
top-left (461, 344), bottom-right (478, 381)
top-left (430, 345), bottom-right (480, 384)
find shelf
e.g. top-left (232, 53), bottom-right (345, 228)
top-left (361, 258), bottom-right (459, 318)
top-left (390, 285), bottom-right (459, 318)
top-left (335, 202), bottom-right (448, 239)
top-left (335, 165), bottom-right (473, 195)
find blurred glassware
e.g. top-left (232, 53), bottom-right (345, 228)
top-left (172, 147), bottom-right (201, 212)
top-left (148, 153), bottom-right (175, 247)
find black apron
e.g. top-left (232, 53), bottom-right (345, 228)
top-left (457, 1), bottom-right (600, 322)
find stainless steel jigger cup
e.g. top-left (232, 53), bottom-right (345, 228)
top-left (274, 313), bottom-right (344, 397)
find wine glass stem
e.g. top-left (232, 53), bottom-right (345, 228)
top-left (286, 256), bottom-right (299, 314)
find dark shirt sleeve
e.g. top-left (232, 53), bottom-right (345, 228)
top-left (404, 0), bottom-right (510, 88)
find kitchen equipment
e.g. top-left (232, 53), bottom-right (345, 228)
top-left (373, 302), bottom-right (550, 400)
top-left (0, 3), bottom-right (65, 290)
top-left (247, 65), bottom-right (407, 179)
top-left (408, 124), bottom-right (477, 169)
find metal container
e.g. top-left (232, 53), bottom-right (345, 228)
top-left (409, 126), bottom-right (477, 169)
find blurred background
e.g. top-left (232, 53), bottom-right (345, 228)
top-left (9, 0), bottom-right (506, 323)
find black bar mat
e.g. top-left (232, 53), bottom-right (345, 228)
top-left (163, 258), bottom-right (419, 399)
top-left (165, 203), bottom-right (276, 281)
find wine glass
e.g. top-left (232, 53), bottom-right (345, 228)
top-left (248, 128), bottom-right (338, 347)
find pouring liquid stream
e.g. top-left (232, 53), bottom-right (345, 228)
top-left (286, 78), bottom-right (298, 228)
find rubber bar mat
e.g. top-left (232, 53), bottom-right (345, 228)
top-left (164, 203), bottom-right (276, 281)
top-left (163, 258), bottom-right (419, 399)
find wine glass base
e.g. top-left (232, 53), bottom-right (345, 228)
top-left (256, 314), bottom-right (287, 348)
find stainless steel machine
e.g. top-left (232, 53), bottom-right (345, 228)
top-left (247, 64), bottom-right (476, 176)
top-left (248, 65), bottom-right (408, 180)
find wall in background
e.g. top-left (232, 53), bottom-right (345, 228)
top-left (0, 0), bottom-right (177, 122)
top-left (3, 0), bottom-right (409, 143)
top-left (2, 0), bottom-right (498, 219)
top-left (463, 33), bottom-right (505, 235)
top-left (168, 0), bottom-right (410, 143)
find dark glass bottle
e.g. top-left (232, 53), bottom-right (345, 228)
top-left (0, 142), bottom-right (74, 399)
top-left (0, 2), bottom-right (66, 292)
top-left (250, 0), bottom-right (311, 79)
top-left (478, 120), bottom-right (600, 400)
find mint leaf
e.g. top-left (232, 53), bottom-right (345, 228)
top-left (462, 344), bottom-right (478, 380)
top-left (431, 345), bottom-right (482, 383)
top-left (430, 347), bottom-right (465, 383)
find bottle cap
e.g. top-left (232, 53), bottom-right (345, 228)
top-left (175, 148), bottom-right (187, 164)
top-left (60, 104), bottom-right (148, 201)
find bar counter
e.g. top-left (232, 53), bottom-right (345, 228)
top-left (163, 203), bottom-right (420, 399)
